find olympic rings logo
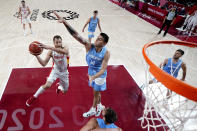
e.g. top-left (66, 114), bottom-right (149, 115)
top-left (42, 10), bottom-right (79, 20)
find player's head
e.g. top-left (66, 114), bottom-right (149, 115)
top-left (53, 35), bottom-right (62, 48)
top-left (94, 33), bottom-right (109, 47)
top-left (93, 10), bottom-right (98, 17)
top-left (102, 107), bottom-right (117, 124)
top-left (173, 49), bottom-right (184, 59)
top-left (21, 0), bottom-right (25, 6)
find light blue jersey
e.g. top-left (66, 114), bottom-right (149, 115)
top-left (88, 17), bottom-right (98, 33)
top-left (86, 45), bottom-right (107, 91)
top-left (163, 58), bottom-right (182, 78)
top-left (97, 118), bottom-right (118, 128)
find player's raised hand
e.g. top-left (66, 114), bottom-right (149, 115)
top-left (53, 11), bottom-right (65, 23)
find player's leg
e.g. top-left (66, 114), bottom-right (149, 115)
top-left (158, 20), bottom-right (167, 34)
top-left (29, 23), bottom-right (32, 33)
top-left (182, 16), bottom-right (191, 30)
top-left (26, 69), bottom-right (57, 106)
top-left (93, 90), bottom-right (100, 107)
top-left (163, 21), bottom-right (171, 37)
top-left (27, 17), bottom-right (33, 34)
top-left (184, 21), bottom-right (192, 35)
top-left (83, 83), bottom-right (97, 117)
top-left (21, 17), bottom-right (27, 36)
top-left (33, 81), bottom-right (53, 98)
top-left (23, 23), bottom-right (26, 36)
top-left (94, 77), bottom-right (106, 116)
top-left (88, 32), bottom-right (94, 43)
top-left (57, 72), bottom-right (69, 94)
top-left (83, 77), bottom-right (106, 117)
top-left (188, 21), bottom-right (197, 36)
top-left (177, 15), bottom-right (190, 31)
top-left (26, 81), bottom-right (53, 106)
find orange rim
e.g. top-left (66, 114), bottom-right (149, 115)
top-left (142, 40), bottom-right (197, 102)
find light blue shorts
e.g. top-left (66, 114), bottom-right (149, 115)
top-left (89, 77), bottom-right (106, 91)
top-left (88, 32), bottom-right (95, 38)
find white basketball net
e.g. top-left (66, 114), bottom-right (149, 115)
top-left (139, 43), bottom-right (197, 131)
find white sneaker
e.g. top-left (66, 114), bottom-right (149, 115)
top-left (83, 107), bottom-right (96, 118)
top-left (24, 33), bottom-right (27, 36)
top-left (176, 27), bottom-right (183, 31)
top-left (95, 104), bottom-right (105, 117)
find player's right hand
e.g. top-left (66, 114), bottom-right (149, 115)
top-left (29, 51), bottom-right (39, 56)
top-left (82, 29), bottom-right (84, 32)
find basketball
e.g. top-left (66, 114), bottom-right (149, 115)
top-left (29, 41), bottom-right (43, 55)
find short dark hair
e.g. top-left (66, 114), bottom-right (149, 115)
top-left (100, 33), bottom-right (109, 43)
top-left (177, 49), bottom-right (184, 55)
top-left (53, 35), bottom-right (62, 41)
top-left (104, 108), bottom-right (117, 124)
top-left (94, 10), bottom-right (98, 14)
top-left (21, 0), bottom-right (25, 3)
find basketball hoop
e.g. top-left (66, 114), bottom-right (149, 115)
top-left (139, 41), bottom-right (197, 131)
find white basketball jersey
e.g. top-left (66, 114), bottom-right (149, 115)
top-left (52, 51), bottom-right (68, 72)
top-left (20, 6), bottom-right (29, 18)
top-left (190, 11), bottom-right (197, 25)
top-left (193, 11), bottom-right (197, 21)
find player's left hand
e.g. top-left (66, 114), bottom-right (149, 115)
top-left (89, 75), bottom-right (95, 85)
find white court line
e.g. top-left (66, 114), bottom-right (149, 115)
top-left (0, 68), bottom-right (12, 100)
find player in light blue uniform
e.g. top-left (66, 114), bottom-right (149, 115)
top-left (82, 10), bottom-right (102, 43)
top-left (54, 12), bottom-right (109, 118)
top-left (86, 44), bottom-right (107, 91)
top-left (80, 108), bottom-right (122, 131)
top-left (149, 49), bottom-right (186, 98)
top-left (162, 58), bottom-right (182, 78)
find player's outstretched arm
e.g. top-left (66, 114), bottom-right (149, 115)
top-left (90, 50), bottom-right (110, 82)
top-left (82, 18), bottom-right (91, 32)
top-left (80, 118), bottom-right (98, 131)
top-left (53, 11), bottom-right (91, 52)
top-left (34, 51), bottom-right (52, 67)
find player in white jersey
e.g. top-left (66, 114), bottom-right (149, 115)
top-left (26, 35), bottom-right (69, 106)
top-left (186, 10), bottom-right (197, 36)
top-left (177, 10), bottom-right (197, 36)
top-left (18, 0), bottom-right (32, 36)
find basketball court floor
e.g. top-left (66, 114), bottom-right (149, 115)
top-left (0, 0), bottom-right (196, 130)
